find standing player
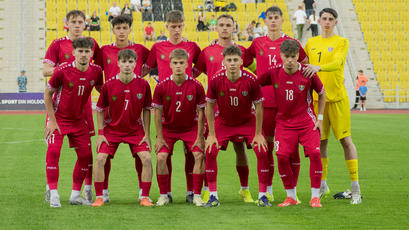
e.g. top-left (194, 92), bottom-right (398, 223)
top-left (303, 8), bottom-right (362, 204)
top-left (258, 39), bottom-right (326, 208)
top-left (194, 14), bottom-right (255, 203)
top-left (205, 45), bottom-right (270, 207)
top-left (153, 49), bottom-right (206, 207)
top-left (44, 38), bottom-right (103, 208)
top-left (143, 10), bottom-right (201, 202)
top-left (43, 10), bottom-right (100, 202)
top-left (247, 6), bottom-right (308, 202)
top-left (95, 15), bottom-right (150, 202)
top-left (92, 49), bottom-right (153, 207)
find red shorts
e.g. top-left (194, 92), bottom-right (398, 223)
top-left (263, 107), bottom-right (277, 138)
top-left (46, 119), bottom-right (91, 148)
top-left (274, 124), bottom-right (320, 157)
top-left (159, 126), bottom-right (202, 154)
top-left (84, 98), bottom-right (95, 136)
top-left (214, 116), bottom-right (260, 150)
top-left (98, 128), bottom-right (150, 158)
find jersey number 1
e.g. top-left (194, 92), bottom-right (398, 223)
top-left (78, 85), bottom-right (85, 96)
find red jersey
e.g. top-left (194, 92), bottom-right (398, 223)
top-left (152, 75), bottom-right (206, 132)
top-left (257, 64), bottom-right (324, 129)
top-left (95, 42), bottom-right (149, 81)
top-left (145, 40), bottom-right (201, 81)
top-left (96, 75), bottom-right (152, 135)
top-left (47, 62), bottom-right (103, 123)
top-left (247, 34), bottom-right (306, 108)
top-left (195, 43), bottom-right (253, 81)
top-left (44, 36), bottom-right (100, 67)
top-left (206, 70), bottom-right (263, 126)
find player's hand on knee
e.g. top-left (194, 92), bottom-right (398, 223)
top-left (154, 137), bottom-right (168, 153)
top-left (252, 134), bottom-right (267, 152)
top-left (96, 135), bottom-right (109, 153)
top-left (302, 64), bottom-right (321, 78)
top-left (45, 120), bottom-right (61, 140)
top-left (140, 135), bottom-right (152, 151)
top-left (205, 135), bottom-right (219, 153)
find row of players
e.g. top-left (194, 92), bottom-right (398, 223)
top-left (43, 7), bottom-right (362, 208)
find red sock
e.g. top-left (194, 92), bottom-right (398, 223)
top-left (254, 146), bottom-right (269, 193)
top-left (193, 173), bottom-right (204, 195)
top-left (236, 165), bottom-right (249, 187)
top-left (141, 182), bottom-right (152, 197)
top-left (72, 146), bottom-right (92, 191)
top-left (167, 156), bottom-right (172, 193)
top-left (267, 141), bottom-right (275, 187)
top-left (94, 182), bottom-right (104, 197)
top-left (277, 155), bottom-right (294, 189)
top-left (205, 145), bottom-right (219, 192)
top-left (84, 154), bottom-right (93, 186)
top-left (104, 157), bottom-right (111, 190)
top-left (135, 156), bottom-right (142, 187)
top-left (185, 150), bottom-right (194, 192)
top-left (204, 158), bottom-right (208, 187)
top-left (290, 150), bottom-right (300, 188)
top-left (309, 152), bottom-right (322, 189)
top-left (157, 174), bottom-right (169, 195)
top-left (46, 142), bottom-right (62, 190)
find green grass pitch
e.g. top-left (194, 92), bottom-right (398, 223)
top-left (0, 113), bottom-right (408, 229)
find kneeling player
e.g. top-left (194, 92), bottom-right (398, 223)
top-left (92, 49), bottom-right (153, 207)
top-left (258, 39), bottom-right (326, 208)
top-left (205, 45), bottom-right (270, 207)
top-left (153, 49), bottom-right (206, 206)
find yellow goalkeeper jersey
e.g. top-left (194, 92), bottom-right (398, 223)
top-left (305, 34), bottom-right (349, 102)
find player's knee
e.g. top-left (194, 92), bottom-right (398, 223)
top-left (95, 154), bottom-right (108, 167)
top-left (139, 152), bottom-right (152, 166)
top-left (192, 151), bottom-right (204, 162)
top-left (157, 153), bottom-right (168, 164)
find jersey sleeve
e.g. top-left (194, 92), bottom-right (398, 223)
top-left (194, 50), bottom-right (207, 74)
top-left (251, 78), bottom-right (263, 104)
top-left (92, 39), bottom-right (101, 62)
top-left (196, 82), bottom-right (206, 109)
top-left (44, 40), bottom-right (59, 67)
top-left (96, 84), bottom-right (108, 112)
top-left (297, 40), bottom-right (307, 62)
top-left (47, 68), bottom-right (64, 91)
top-left (140, 44), bottom-right (150, 64)
top-left (192, 42), bottom-right (202, 64)
top-left (94, 46), bottom-right (104, 70)
top-left (257, 70), bottom-right (273, 86)
top-left (96, 69), bottom-right (104, 88)
top-left (143, 81), bottom-right (152, 109)
top-left (144, 43), bottom-right (157, 69)
top-left (320, 38), bottom-right (349, 72)
top-left (312, 74), bottom-right (325, 95)
top-left (247, 42), bottom-right (256, 59)
top-left (206, 77), bottom-right (217, 103)
top-left (152, 84), bottom-right (163, 109)
top-left (242, 48), bottom-right (254, 68)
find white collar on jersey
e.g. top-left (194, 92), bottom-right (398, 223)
top-left (72, 61), bottom-right (75, 68)
top-left (265, 32), bottom-right (285, 39)
top-left (115, 74), bottom-right (137, 80)
top-left (170, 74), bottom-right (189, 80)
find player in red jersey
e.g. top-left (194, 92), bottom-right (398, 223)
top-left (247, 6), bottom-right (308, 202)
top-left (43, 10), bottom-right (100, 202)
top-left (95, 15), bottom-right (150, 203)
top-left (44, 38), bottom-right (103, 208)
top-left (143, 10), bottom-right (201, 201)
top-left (257, 40), bottom-right (326, 208)
top-left (204, 45), bottom-right (270, 207)
top-left (153, 49), bottom-right (206, 207)
top-left (194, 14), bottom-right (256, 203)
top-left (92, 49), bottom-right (153, 207)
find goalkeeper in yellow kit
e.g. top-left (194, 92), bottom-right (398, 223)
top-left (303, 8), bottom-right (362, 204)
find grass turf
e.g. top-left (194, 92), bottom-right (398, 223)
top-left (0, 113), bottom-right (408, 229)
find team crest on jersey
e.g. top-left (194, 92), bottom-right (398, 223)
top-left (68, 81), bottom-right (74, 88)
top-left (209, 56), bottom-right (214, 62)
top-left (160, 54), bottom-right (166, 60)
top-left (259, 50), bottom-right (264, 56)
top-left (219, 91), bottom-right (225, 96)
top-left (299, 85), bottom-right (305, 91)
top-left (90, 80), bottom-right (95, 86)
top-left (64, 53), bottom-right (70, 59)
top-left (107, 58), bottom-right (111, 64)
top-left (165, 95), bottom-right (171, 101)
top-left (242, 91), bottom-right (248, 96)
top-left (137, 93), bottom-right (143, 99)
top-left (273, 83), bottom-right (279, 89)
top-left (187, 95), bottom-right (193, 101)
top-left (112, 96), bottom-right (117, 101)
top-left (328, 47), bottom-right (334, 52)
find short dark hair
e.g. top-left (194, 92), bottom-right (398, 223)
top-left (319, 8), bottom-right (338, 19)
top-left (72, 37), bottom-right (94, 49)
top-left (66, 10), bottom-right (86, 21)
top-left (222, 45), bottom-right (242, 57)
top-left (118, 49), bottom-right (137, 61)
top-left (166, 10), bottom-right (184, 23)
top-left (280, 39), bottom-right (300, 55)
top-left (217, 14), bottom-right (234, 24)
top-left (111, 15), bottom-right (133, 27)
top-left (169, 49), bottom-right (189, 61)
top-left (265, 6), bottom-right (283, 17)
top-left (358, 70), bottom-right (364, 73)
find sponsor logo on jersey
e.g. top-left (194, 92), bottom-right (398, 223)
top-left (187, 95), bottom-right (193, 101)
top-left (269, 47), bottom-right (276, 50)
top-left (219, 91), bottom-right (225, 96)
top-left (286, 81), bottom-right (293, 84)
top-left (165, 95), bottom-right (171, 101)
top-left (112, 95), bottom-right (117, 101)
top-left (160, 54), bottom-right (166, 60)
top-left (107, 58), bottom-right (111, 64)
top-left (68, 82), bottom-right (74, 88)
top-left (259, 50), bottom-right (264, 56)
top-left (137, 93), bottom-right (143, 99)
top-left (229, 88), bottom-right (236, 92)
top-left (124, 90), bottom-right (130, 93)
top-left (273, 83), bottom-right (279, 89)
top-left (209, 56), bottom-right (214, 62)
top-left (299, 85), bottom-right (305, 91)
top-left (328, 47), bottom-right (334, 52)
top-left (242, 91), bottom-right (248, 96)
top-left (64, 53), bottom-right (70, 59)
top-left (90, 80), bottom-right (95, 86)
top-left (176, 92), bottom-right (182, 95)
